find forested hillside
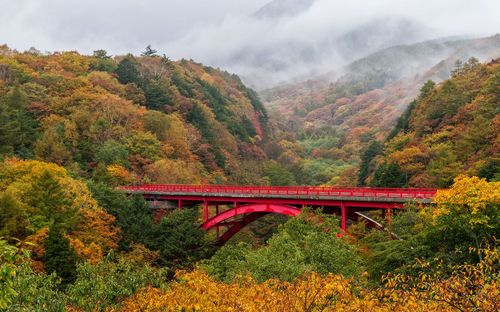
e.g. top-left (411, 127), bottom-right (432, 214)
top-left (363, 58), bottom-right (499, 187)
top-left (261, 35), bottom-right (500, 186)
top-left (0, 45), bottom-right (268, 185)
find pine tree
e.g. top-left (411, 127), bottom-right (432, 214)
top-left (91, 49), bottom-right (116, 72)
top-left (0, 192), bottom-right (29, 240)
top-left (0, 86), bottom-right (38, 157)
top-left (115, 55), bottom-right (141, 85)
top-left (141, 45), bottom-right (158, 57)
top-left (92, 49), bottom-right (111, 59)
top-left (372, 162), bottom-right (407, 187)
top-left (27, 170), bottom-right (77, 230)
top-left (44, 225), bottom-right (78, 287)
top-left (358, 141), bottom-right (382, 186)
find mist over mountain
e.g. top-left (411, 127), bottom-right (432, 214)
top-left (223, 15), bottom-right (430, 90)
top-left (252, 0), bottom-right (315, 20)
top-left (263, 34), bottom-right (500, 117)
top-left (164, 0), bottom-right (499, 90)
top-left (211, 0), bottom-right (433, 89)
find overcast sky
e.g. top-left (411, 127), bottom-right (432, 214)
top-left (1, 0), bottom-right (499, 87)
top-left (0, 0), bottom-right (269, 54)
top-left (1, 0), bottom-right (499, 55)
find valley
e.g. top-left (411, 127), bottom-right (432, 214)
top-left (0, 0), bottom-right (499, 310)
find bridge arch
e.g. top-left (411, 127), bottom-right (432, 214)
top-left (201, 204), bottom-right (301, 244)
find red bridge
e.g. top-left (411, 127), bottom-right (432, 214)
top-left (120, 185), bottom-right (437, 244)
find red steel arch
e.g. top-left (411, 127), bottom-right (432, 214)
top-left (217, 212), bottom-right (269, 244)
top-left (201, 204), bottom-right (301, 244)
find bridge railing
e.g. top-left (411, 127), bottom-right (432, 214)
top-left (119, 184), bottom-right (437, 199)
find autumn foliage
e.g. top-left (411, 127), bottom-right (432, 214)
top-left (0, 158), bottom-right (119, 264)
top-left (114, 246), bottom-right (499, 312)
top-left (371, 58), bottom-right (500, 187)
top-left (0, 46), bottom-right (268, 185)
top-left (1, 45), bottom-right (499, 311)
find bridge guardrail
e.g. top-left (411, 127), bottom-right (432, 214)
top-left (119, 184), bottom-right (437, 199)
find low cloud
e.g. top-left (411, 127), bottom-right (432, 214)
top-left (1, 0), bottom-right (499, 88)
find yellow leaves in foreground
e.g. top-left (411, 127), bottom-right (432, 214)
top-left (112, 247), bottom-right (499, 311)
top-left (113, 271), bottom-right (354, 312)
top-left (112, 269), bottom-right (497, 312)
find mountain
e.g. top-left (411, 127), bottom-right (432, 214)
top-left (232, 16), bottom-right (429, 90)
top-left (263, 34), bottom-right (500, 115)
top-left (184, 0), bottom-right (431, 90)
top-left (252, 0), bottom-right (315, 20)
top-left (260, 35), bottom-right (500, 186)
top-left (335, 18), bottom-right (429, 63)
top-left (0, 46), bottom-right (270, 185)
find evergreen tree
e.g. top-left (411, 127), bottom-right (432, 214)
top-left (0, 86), bottom-right (38, 157)
top-left (141, 45), bottom-right (158, 57)
top-left (92, 49), bottom-right (111, 59)
top-left (372, 162), bottom-right (407, 187)
top-left (142, 79), bottom-right (171, 110)
top-left (245, 87), bottom-right (268, 121)
top-left (87, 182), bottom-right (156, 250)
top-left (44, 225), bottom-right (78, 287)
top-left (0, 192), bottom-right (29, 240)
top-left (477, 159), bottom-right (500, 182)
top-left (188, 103), bottom-right (214, 142)
top-left (27, 170), bottom-right (77, 230)
top-left (388, 81), bottom-right (434, 140)
top-left (171, 71), bottom-right (195, 97)
top-left (149, 209), bottom-right (214, 270)
top-left (358, 141), bottom-right (382, 186)
top-left (91, 49), bottom-right (116, 72)
top-left (115, 55), bottom-right (141, 85)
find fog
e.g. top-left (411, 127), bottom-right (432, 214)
top-left (1, 0), bottom-right (499, 88)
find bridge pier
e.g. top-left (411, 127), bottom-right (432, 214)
top-left (340, 202), bottom-right (347, 231)
top-left (203, 199), bottom-right (209, 223)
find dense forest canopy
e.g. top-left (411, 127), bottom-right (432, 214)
top-left (0, 45), bottom-right (273, 186)
top-left (364, 58), bottom-right (500, 187)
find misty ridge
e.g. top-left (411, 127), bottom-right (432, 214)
top-left (169, 0), bottom-right (431, 89)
